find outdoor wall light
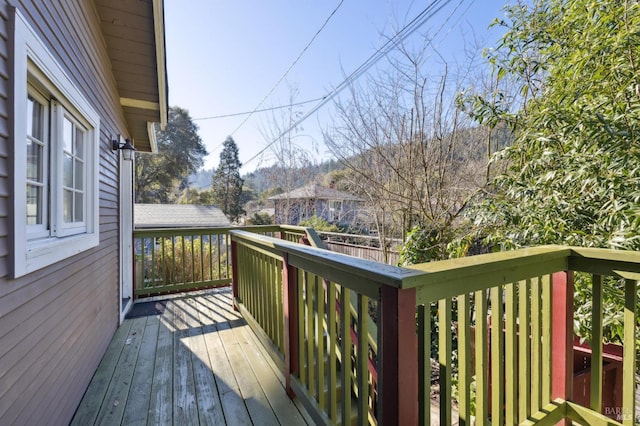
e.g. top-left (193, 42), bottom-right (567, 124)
top-left (112, 136), bottom-right (136, 161)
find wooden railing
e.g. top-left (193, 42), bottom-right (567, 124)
top-left (229, 230), bottom-right (639, 426)
top-left (133, 226), bottom-right (282, 297)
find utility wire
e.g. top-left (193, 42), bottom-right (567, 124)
top-left (244, 0), bottom-right (460, 167)
top-left (192, 97), bottom-right (326, 121)
top-left (229, 0), bottom-right (345, 136)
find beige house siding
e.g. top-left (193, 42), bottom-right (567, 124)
top-left (0, 1), bottom-right (131, 424)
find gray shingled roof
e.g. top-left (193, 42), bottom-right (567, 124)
top-left (268, 184), bottom-right (363, 201)
top-left (134, 204), bottom-right (230, 228)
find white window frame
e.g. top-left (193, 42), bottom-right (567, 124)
top-left (12, 11), bottom-right (100, 278)
top-left (328, 200), bottom-right (342, 221)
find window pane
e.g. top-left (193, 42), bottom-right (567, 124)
top-left (63, 117), bottom-right (73, 153)
top-left (26, 139), bottom-right (43, 181)
top-left (74, 193), bottom-right (83, 221)
top-left (75, 160), bottom-right (84, 190)
top-left (63, 189), bottom-right (73, 222)
top-left (26, 184), bottom-right (42, 225)
top-left (27, 96), bottom-right (44, 140)
top-left (63, 153), bottom-right (73, 187)
top-left (74, 127), bottom-right (84, 159)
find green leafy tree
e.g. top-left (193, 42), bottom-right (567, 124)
top-left (135, 107), bottom-right (208, 203)
top-left (212, 136), bottom-right (245, 222)
top-left (461, 0), bottom-right (640, 251)
top-left (458, 0), bottom-right (640, 346)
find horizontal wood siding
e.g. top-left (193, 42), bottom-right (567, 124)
top-left (0, 0), bottom-right (131, 424)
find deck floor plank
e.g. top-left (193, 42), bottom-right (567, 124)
top-left (121, 315), bottom-right (160, 426)
top-left (71, 288), bottom-right (310, 425)
top-left (94, 317), bottom-right (147, 425)
top-left (71, 319), bottom-right (134, 426)
top-left (217, 315), bottom-right (280, 425)
top-left (147, 299), bottom-right (175, 425)
top-left (232, 316), bottom-right (310, 425)
top-left (198, 292), bottom-right (253, 425)
top-left (183, 296), bottom-right (226, 426)
top-left (172, 298), bottom-right (199, 425)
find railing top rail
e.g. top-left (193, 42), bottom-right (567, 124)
top-left (133, 225), bottom-right (281, 237)
top-left (569, 246), bottom-right (640, 279)
top-left (230, 230), bottom-right (417, 295)
top-left (231, 232), bottom-right (640, 299)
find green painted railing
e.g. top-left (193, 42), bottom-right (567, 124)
top-left (408, 246), bottom-right (640, 426)
top-left (230, 230), bottom-right (639, 426)
top-left (133, 225), bottom-right (283, 297)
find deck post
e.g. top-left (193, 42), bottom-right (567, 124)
top-left (379, 285), bottom-right (418, 425)
top-left (552, 271), bottom-right (574, 410)
top-left (231, 239), bottom-right (239, 311)
top-left (282, 252), bottom-right (299, 398)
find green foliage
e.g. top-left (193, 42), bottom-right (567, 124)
top-left (212, 136), bottom-right (245, 222)
top-left (398, 226), bottom-right (447, 265)
top-left (246, 212), bottom-right (273, 225)
top-left (299, 215), bottom-right (340, 232)
top-left (135, 106), bottom-right (208, 203)
top-left (457, 0), bottom-right (640, 346)
top-left (465, 0), bottom-right (640, 251)
top-left (147, 237), bottom-right (228, 286)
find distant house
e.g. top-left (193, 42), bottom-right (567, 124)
top-left (134, 204), bottom-right (231, 229)
top-left (268, 184), bottom-right (363, 225)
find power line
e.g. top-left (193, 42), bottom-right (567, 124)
top-left (244, 0), bottom-right (463, 167)
top-left (229, 0), bottom-right (345, 136)
top-left (192, 97), bottom-right (326, 121)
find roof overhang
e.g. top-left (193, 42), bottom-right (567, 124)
top-left (95, 0), bottom-right (168, 153)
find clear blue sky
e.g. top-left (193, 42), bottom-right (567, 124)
top-left (165, 0), bottom-right (508, 173)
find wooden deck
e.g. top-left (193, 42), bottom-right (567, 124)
top-left (71, 288), bottom-right (311, 425)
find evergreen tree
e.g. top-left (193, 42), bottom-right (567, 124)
top-left (212, 137), bottom-right (245, 222)
top-left (135, 106), bottom-right (207, 203)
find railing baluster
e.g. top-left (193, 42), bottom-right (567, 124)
top-left (276, 259), bottom-right (284, 353)
top-left (357, 293), bottom-right (369, 424)
top-left (327, 281), bottom-right (338, 422)
top-left (306, 271), bottom-right (315, 396)
top-left (341, 287), bottom-right (352, 426)
top-left (181, 235), bottom-right (186, 284)
top-left (282, 252), bottom-right (298, 397)
top-left (266, 254), bottom-right (273, 341)
top-left (217, 233), bottom-right (222, 279)
top-left (519, 279), bottom-right (531, 422)
top-left (439, 297), bottom-right (452, 425)
top-left (531, 276), bottom-right (542, 413)
top-left (190, 235), bottom-right (195, 283)
top-left (490, 286), bottom-right (504, 425)
top-left (298, 269), bottom-right (307, 388)
top-left (458, 294), bottom-right (471, 426)
top-left (418, 304), bottom-right (431, 426)
top-left (541, 274), bottom-right (552, 405)
top-left (622, 279), bottom-right (637, 426)
top-left (475, 289), bottom-right (488, 425)
top-left (590, 274), bottom-right (604, 413)
top-left (151, 237), bottom-right (157, 286)
top-left (316, 275), bottom-right (326, 411)
top-left (505, 282), bottom-right (518, 424)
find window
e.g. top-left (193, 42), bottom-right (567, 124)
top-left (328, 200), bottom-right (342, 221)
top-left (12, 11), bottom-right (100, 278)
